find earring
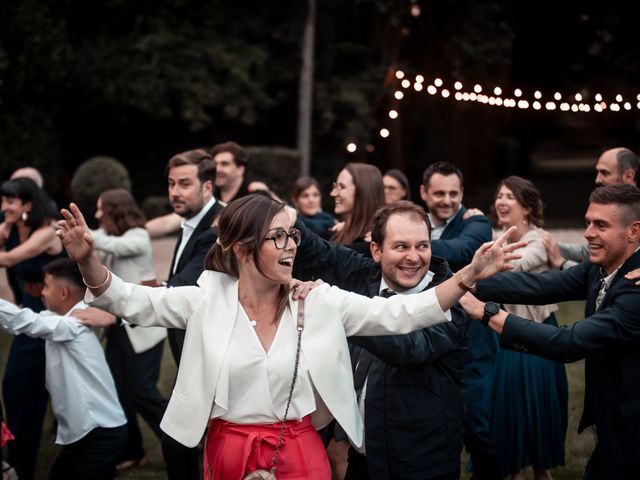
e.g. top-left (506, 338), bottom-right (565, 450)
top-left (21, 212), bottom-right (29, 222)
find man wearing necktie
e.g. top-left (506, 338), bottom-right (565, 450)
top-left (294, 201), bottom-right (468, 480)
top-left (162, 148), bottom-right (224, 480)
top-left (463, 184), bottom-right (640, 480)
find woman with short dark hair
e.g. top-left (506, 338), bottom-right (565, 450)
top-left (0, 177), bottom-right (64, 480)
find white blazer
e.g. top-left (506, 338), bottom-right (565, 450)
top-left (92, 227), bottom-right (167, 353)
top-left (87, 270), bottom-right (450, 448)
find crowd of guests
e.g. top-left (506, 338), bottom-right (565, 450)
top-left (0, 143), bottom-right (639, 480)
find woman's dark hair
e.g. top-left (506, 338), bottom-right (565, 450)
top-left (490, 175), bottom-right (544, 227)
top-left (205, 194), bottom-right (290, 323)
top-left (0, 177), bottom-right (57, 230)
top-left (332, 163), bottom-right (385, 245)
top-left (99, 189), bottom-right (146, 236)
top-left (290, 176), bottom-right (321, 207)
top-left (383, 169), bottom-right (411, 201)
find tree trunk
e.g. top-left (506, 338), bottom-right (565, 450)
top-left (297, 0), bottom-right (316, 176)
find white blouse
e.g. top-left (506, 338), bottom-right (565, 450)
top-left (211, 306), bottom-right (316, 423)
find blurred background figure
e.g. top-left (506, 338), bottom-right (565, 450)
top-left (382, 168), bottom-right (410, 205)
top-left (290, 176), bottom-right (335, 236)
top-left (90, 188), bottom-right (168, 470)
top-left (490, 176), bottom-right (568, 480)
top-left (0, 177), bottom-right (64, 480)
top-left (330, 163), bottom-right (385, 255)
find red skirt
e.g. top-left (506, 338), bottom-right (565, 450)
top-left (204, 415), bottom-right (331, 480)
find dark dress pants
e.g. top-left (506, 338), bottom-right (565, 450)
top-left (345, 448), bottom-right (460, 480)
top-left (105, 325), bottom-right (168, 461)
top-left (49, 424), bottom-right (127, 480)
top-left (464, 357), bottom-right (501, 480)
top-left (162, 433), bottom-right (200, 480)
top-left (2, 335), bottom-right (48, 480)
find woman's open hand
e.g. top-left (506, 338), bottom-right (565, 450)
top-left (469, 226), bottom-right (526, 281)
top-left (56, 203), bottom-right (95, 262)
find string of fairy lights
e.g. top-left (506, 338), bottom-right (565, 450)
top-left (345, 69), bottom-right (640, 153)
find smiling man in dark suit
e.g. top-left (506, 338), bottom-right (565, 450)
top-left (162, 148), bottom-right (223, 480)
top-left (294, 201), bottom-right (468, 479)
top-left (464, 184), bottom-right (640, 480)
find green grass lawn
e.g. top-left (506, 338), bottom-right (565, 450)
top-left (0, 301), bottom-right (592, 480)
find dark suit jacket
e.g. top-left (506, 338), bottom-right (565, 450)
top-left (294, 220), bottom-right (468, 479)
top-left (476, 250), bottom-right (640, 479)
top-left (431, 205), bottom-right (492, 273)
top-left (166, 200), bottom-right (224, 363)
top-left (429, 205), bottom-right (498, 365)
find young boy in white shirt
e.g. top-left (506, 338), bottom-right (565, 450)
top-left (0, 258), bottom-right (127, 479)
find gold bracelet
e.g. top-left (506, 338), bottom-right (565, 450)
top-left (82, 265), bottom-right (111, 289)
top-left (454, 271), bottom-right (475, 292)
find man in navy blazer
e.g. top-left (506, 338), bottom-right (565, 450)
top-left (162, 148), bottom-right (223, 480)
top-left (294, 201), bottom-right (468, 479)
top-left (420, 161), bottom-right (500, 479)
top-left (466, 184), bottom-right (640, 479)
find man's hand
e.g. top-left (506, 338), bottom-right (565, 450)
top-left (539, 230), bottom-right (565, 270)
top-left (463, 208), bottom-right (485, 220)
top-left (71, 307), bottom-right (117, 328)
top-left (289, 279), bottom-right (324, 300)
top-left (625, 268), bottom-right (640, 286)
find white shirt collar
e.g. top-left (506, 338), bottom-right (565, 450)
top-left (181, 196), bottom-right (217, 231)
top-left (379, 270), bottom-right (435, 296)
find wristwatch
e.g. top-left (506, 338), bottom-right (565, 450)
top-left (481, 301), bottom-right (500, 326)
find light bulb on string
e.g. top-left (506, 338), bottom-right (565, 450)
top-left (474, 84), bottom-right (482, 93)
top-left (401, 79), bottom-right (411, 88)
top-left (427, 85), bottom-right (437, 95)
top-left (455, 92), bottom-right (463, 100)
top-left (616, 94), bottom-right (623, 102)
top-left (346, 143), bottom-right (357, 153)
top-left (533, 101), bottom-right (542, 110)
top-left (571, 104), bottom-right (579, 112)
top-left (395, 70), bottom-right (405, 80)
top-left (575, 93), bottom-right (583, 101)
top-left (434, 78), bottom-right (443, 87)
top-left (534, 91), bottom-right (542, 99)
top-left (494, 87), bottom-right (502, 96)
top-left (624, 102), bottom-right (632, 110)
top-left (514, 89), bottom-right (522, 97)
top-left (595, 93), bottom-right (602, 102)
top-left (416, 74), bottom-right (425, 83)
top-left (454, 81), bottom-right (463, 90)
top-left (388, 110), bottom-right (398, 119)
top-left (380, 128), bottom-right (390, 138)
top-left (441, 89), bottom-right (450, 98)
top-left (554, 92), bottom-right (561, 101)
top-left (414, 83), bottom-right (423, 91)
top-left (394, 90), bottom-right (404, 100)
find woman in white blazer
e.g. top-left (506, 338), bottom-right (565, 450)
top-left (58, 194), bottom-right (519, 480)
top-left (92, 188), bottom-right (168, 470)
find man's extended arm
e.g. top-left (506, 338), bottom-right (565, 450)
top-left (293, 219), bottom-right (378, 288)
top-left (475, 262), bottom-right (590, 305)
top-left (349, 305), bottom-right (467, 366)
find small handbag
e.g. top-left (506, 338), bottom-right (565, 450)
top-left (207, 299), bottom-right (306, 480)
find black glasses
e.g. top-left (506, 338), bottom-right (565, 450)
top-left (264, 228), bottom-right (302, 250)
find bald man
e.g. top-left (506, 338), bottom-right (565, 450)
top-left (10, 167), bottom-right (44, 188)
top-left (542, 147), bottom-right (640, 270)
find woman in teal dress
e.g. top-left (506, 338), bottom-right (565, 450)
top-left (490, 176), bottom-right (568, 480)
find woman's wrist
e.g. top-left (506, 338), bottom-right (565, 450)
top-left (456, 266), bottom-right (477, 290)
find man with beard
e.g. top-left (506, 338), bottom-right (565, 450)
top-left (162, 148), bottom-right (223, 480)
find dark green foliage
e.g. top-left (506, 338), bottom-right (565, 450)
top-left (70, 156), bottom-right (131, 224)
top-left (246, 146), bottom-right (301, 199)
